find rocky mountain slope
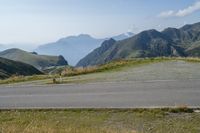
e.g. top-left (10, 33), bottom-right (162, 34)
top-left (77, 22), bottom-right (200, 67)
top-left (36, 33), bottom-right (134, 65)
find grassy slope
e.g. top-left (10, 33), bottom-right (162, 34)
top-left (0, 108), bottom-right (199, 133)
top-left (51, 57), bottom-right (200, 84)
top-left (64, 57), bottom-right (173, 76)
top-left (1, 57), bottom-right (200, 85)
top-left (0, 57), bottom-right (42, 79)
top-left (0, 57), bottom-right (169, 84)
top-left (0, 48), bottom-right (68, 69)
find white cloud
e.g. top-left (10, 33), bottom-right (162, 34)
top-left (158, 1), bottom-right (200, 18)
top-left (158, 10), bottom-right (175, 18)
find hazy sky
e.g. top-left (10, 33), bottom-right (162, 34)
top-left (0, 0), bottom-right (200, 45)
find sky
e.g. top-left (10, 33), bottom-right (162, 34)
top-left (0, 0), bottom-right (200, 47)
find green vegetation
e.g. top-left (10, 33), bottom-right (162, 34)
top-left (56, 57), bottom-right (200, 78)
top-left (77, 22), bottom-right (200, 67)
top-left (52, 57), bottom-right (200, 84)
top-left (1, 57), bottom-right (200, 85)
top-left (62, 57), bottom-right (171, 76)
top-left (0, 108), bottom-right (199, 133)
top-left (0, 75), bottom-right (54, 84)
top-left (0, 48), bottom-right (68, 70)
top-left (183, 57), bottom-right (200, 63)
top-left (42, 66), bottom-right (71, 75)
top-left (0, 57), bottom-right (163, 84)
top-left (0, 57), bottom-right (42, 79)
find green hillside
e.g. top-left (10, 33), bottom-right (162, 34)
top-left (0, 57), bottom-right (42, 79)
top-left (77, 22), bottom-right (200, 67)
top-left (0, 48), bottom-right (68, 70)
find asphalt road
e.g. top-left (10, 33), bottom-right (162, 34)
top-left (0, 79), bottom-right (200, 109)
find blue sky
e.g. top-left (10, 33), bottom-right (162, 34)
top-left (0, 0), bottom-right (200, 45)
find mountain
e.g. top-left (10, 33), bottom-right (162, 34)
top-left (76, 30), bottom-right (183, 67)
top-left (77, 39), bottom-right (117, 67)
top-left (0, 48), bottom-right (68, 70)
top-left (112, 32), bottom-right (134, 41)
top-left (162, 22), bottom-right (200, 56)
top-left (35, 33), bottom-right (134, 66)
top-left (35, 34), bottom-right (105, 66)
top-left (162, 23), bottom-right (200, 48)
top-left (77, 22), bottom-right (200, 67)
top-left (0, 57), bottom-right (42, 79)
top-left (0, 43), bottom-right (37, 52)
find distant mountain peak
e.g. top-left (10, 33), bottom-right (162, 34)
top-left (1, 48), bottom-right (26, 54)
top-left (124, 32), bottom-right (134, 37)
top-left (36, 34), bottom-right (105, 65)
top-left (36, 32), bottom-right (135, 65)
top-left (181, 22), bottom-right (200, 31)
top-left (57, 34), bottom-right (96, 43)
top-left (5, 48), bottom-right (21, 51)
top-left (138, 29), bottom-right (167, 39)
top-left (77, 22), bottom-right (200, 67)
top-left (141, 29), bottom-right (159, 34)
top-left (78, 34), bottom-right (92, 38)
top-left (112, 32), bottom-right (134, 41)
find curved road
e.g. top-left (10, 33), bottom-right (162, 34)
top-left (0, 79), bottom-right (200, 109)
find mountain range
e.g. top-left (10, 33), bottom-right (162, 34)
top-left (77, 22), bottom-right (200, 67)
top-left (0, 48), bottom-right (68, 70)
top-left (0, 57), bottom-right (42, 79)
top-left (35, 33), bottom-right (134, 65)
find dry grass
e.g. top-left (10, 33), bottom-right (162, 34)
top-left (0, 75), bottom-right (56, 85)
top-left (54, 57), bottom-right (200, 79)
top-left (61, 66), bottom-right (98, 76)
top-left (1, 57), bottom-right (200, 85)
top-left (0, 108), bottom-right (199, 133)
top-left (182, 57), bottom-right (200, 62)
top-left (61, 57), bottom-right (173, 77)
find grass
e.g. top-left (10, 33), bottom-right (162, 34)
top-left (0, 58), bottom-right (166, 85)
top-left (0, 108), bottom-right (199, 133)
top-left (183, 57), bottom-right (200, 63)
top-left (61, 57), bottom-right (173, 77)
top-left (45, 57), bottom-right (200, 78)
top-left (51, 57), bottom-right (200, 84)
top-left (0, 75), bottom-right (57, 85)
top-left (1, 57), bottom-right (200, 85)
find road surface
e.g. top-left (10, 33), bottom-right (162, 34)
top-left (0, 79), bottom-right (200, 109)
